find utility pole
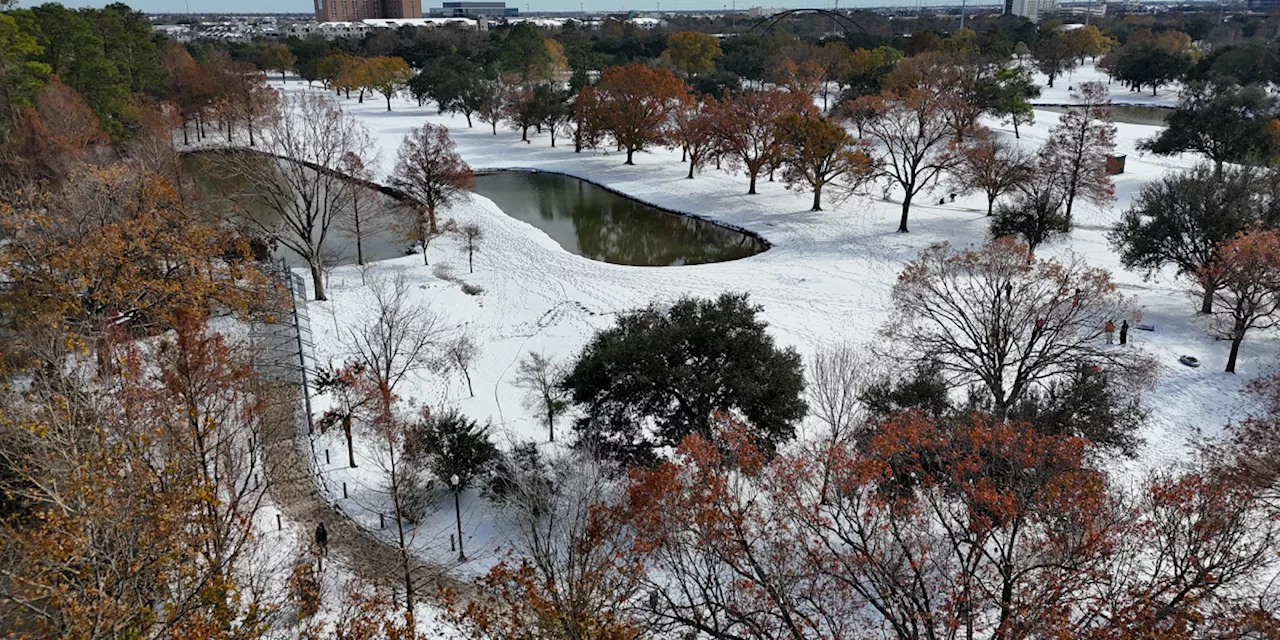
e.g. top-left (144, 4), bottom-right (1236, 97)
top-left (960, 0), bottom-right (967, 29)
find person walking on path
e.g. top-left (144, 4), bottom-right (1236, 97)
top-left (1120, 320), bottom-right (1129, 345)
top-left (1104, 320), bottom-right (1116, 345)
top-left (315, 522), bottom-right (329, 556)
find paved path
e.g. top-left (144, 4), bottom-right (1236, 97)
top-left (260, 382), bottom-right (470, 604)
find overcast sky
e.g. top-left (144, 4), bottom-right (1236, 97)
top-left (15, 0), bottom-right (954, 14)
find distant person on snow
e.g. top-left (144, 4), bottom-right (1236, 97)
top-left (1104, 320), bottom-right (1116, 345)
top-left (1120, 320), bottom-right (1129, 345)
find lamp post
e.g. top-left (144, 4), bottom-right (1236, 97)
top-left (451, 473), bottom-right (466, 562)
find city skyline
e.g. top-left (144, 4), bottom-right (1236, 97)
top-left (16, 0), bottom-right (1001, 15)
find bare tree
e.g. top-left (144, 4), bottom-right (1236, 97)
top-left (806, 343), bottom-right (877, 444)
top-left (391, 124), bottom-right (474, 258)
top-left (1044, 82), bottom-right (1116, 221)
top-left (216, 92), bottom-right (369, 300)
top-left (337, 148), bottom-right (388, 267)
top-left (449, 448), bottom-right (640, 639)
top-left (854, 88), bottom-right (964, 233)
top-left (343, 273), bottom-right (452, 414)
top-left (444, 334), bottom-right (480, 397)
top-left (514, 351), bottom-right (569, 442)
top-left (886, 236), bottom-right (1143, 417)
top-left (456, 223), bottom-right (484, 273)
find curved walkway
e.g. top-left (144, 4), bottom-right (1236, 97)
top-left (261, 387), bottom-right (464, 599)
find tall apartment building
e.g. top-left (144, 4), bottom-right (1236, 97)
top-left (1005, 0), bottom-right (1058, 20)
top-left (314, 0), bottom-right (423, 22)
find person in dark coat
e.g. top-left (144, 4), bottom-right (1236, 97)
top-left (1120, 320), bottom-right (1129, 345)
top-left (315, 522), bottom-right (329, 556)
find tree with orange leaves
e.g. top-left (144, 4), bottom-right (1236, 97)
top-left (161, 40), bottom-right (211, 146)
top-left (618, 410), bottom-right (1119, 640)
top-left (712, 88), bottom-right (816, 195)
top-left (1199, 227), bottom-right (1280, 373)
top-left (0, 311), bottom-right (283, 638)
top-left (591, 63), bottom-right (688, 165)
top-left (770, 57), bottom-right (824, 103)
top-left (777, 112), bottom-right (875, 211)
top-left (0, 164), bottom-right (270, 369)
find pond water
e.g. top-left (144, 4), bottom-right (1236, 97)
top-left (470, 171), bottom-right (766, 266)
top-left (183, 154), bottom-right (766, 268)
top-left (183, 152), bottom-right (411, 267)
top-left (1037, 104), bottom-right (1172, 127)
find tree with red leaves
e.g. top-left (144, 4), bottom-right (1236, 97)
top-left (1198, 227), bottom-right (1280, 373)
top-left (669, 94), bottom-right (720, 180)
top-left (712, 88), bottom-right (816, 195)
top-left (391, 123), bottom-right (475, 252)
top-left (13, 77), bottom-right (107, 180)
top-left (590, 63), bottom-right (688, 165)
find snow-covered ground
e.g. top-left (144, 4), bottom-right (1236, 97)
top-left (269, 69), bottom-right (1274, 576)
top-left (1030, 61), bottom-right (1182, 106)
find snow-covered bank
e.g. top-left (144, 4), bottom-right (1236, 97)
top-left (269, 76), bottom-right (1276, 574)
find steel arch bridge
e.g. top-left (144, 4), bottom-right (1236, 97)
top-left (745, 8), bottom-right (875, 34)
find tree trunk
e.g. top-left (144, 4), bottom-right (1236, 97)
top-left (386, 94), bottom-right (392, 111)
top-left (358, 89), bottom-right (364, 103)
top-left (748, 171), bottom-right (758, 195)
top-left (899, 191), bottom-right (913, 233)
top-left (468, 248), bottom-right (474, 273)
top-left (1013, 118), bottom-right (1020, 139)
top-left (463, 368), bottom-right (473, 396)
top-left (465, 113), bottom-right (473, 128)
top-left (812, 183), bottom-right (823, 211)
top-left (625, 148), bottom-right (634, 165)
top-left (249, 124), bottom-right (255, 147)
top-left (681, 146), bottom-right (687, 162)
top-left (310, 262), bottom-right (327, 301)
top-left (987, 194), bottom-right (996, 216)
top-left (281, 71), bottom-right (287, 83)
top-left (182, 120), bottom-right (189, 146)
top-left (1200, 285), bottom-right (1214, 314)
top-left (1226, 333), bottom-right (1243, 373)
top-left (687, 159), bottom-right (696, 179)
top-left (344, 418), bottom-right (357, 468)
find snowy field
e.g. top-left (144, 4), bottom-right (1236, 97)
top-left (268, 66), bottom-right (1275, 574)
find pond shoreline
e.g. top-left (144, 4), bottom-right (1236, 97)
top-left (181, 149), bottom-right (773, 258)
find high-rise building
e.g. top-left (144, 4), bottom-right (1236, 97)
top-left (1006, 0), bottom-right (1058, 20)
top-left (315, 0), bottom-right (423, 22)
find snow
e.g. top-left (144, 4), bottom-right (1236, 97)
top-left (1030, 61), bottom-right (1182, 107)
top-left (264, 68), bottom-right (1276, 576)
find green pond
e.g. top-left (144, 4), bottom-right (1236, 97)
top-left (470, 171), bottom-right (766, 266)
